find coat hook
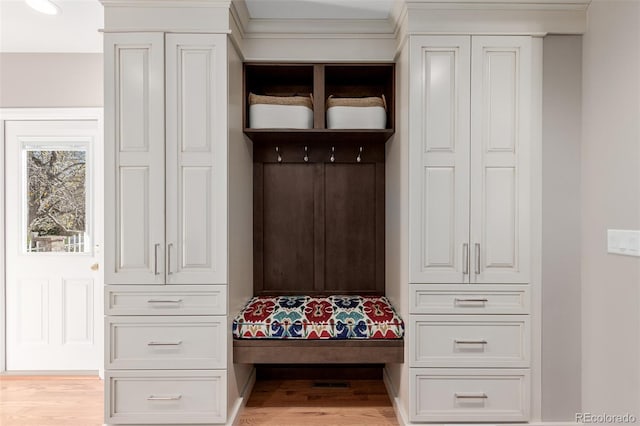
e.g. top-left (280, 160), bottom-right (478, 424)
top-left (356, 146), bottom-right (363, 163)
top-left (275, 146), bottom-right (282, 163)
top-left (304, 146), bottom-right (309, 163)
top-left (330, 146), bottom-right (335, 163)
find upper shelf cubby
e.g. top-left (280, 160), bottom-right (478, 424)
top-left (243, 62), bottom-right (395, 144)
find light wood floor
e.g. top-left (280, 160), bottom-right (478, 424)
top-left (0, 376), bottom-right (398, 426)
top-left (238, 379), bottom-right (399, 426)
top-left (0, 376), bottom-right (103, 426)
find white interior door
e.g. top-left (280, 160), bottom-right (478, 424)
top-left (5, 119), bottom-right (103, 371)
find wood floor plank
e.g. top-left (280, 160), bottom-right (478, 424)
top-left (0, 376), bottom-right (103, 426)
top-left (239, 379), bottom-right (398, 425)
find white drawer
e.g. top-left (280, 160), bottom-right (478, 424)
top-left (410, 315), bottom-right (529, 367)
top-left (106, 316), bottom-right (226, 369)
top-left (105, 370), bottom-right (227, 424)
top-left (410, 368), bottom-right (530, 422)
top-left (105, 285), bottom-right (226, 316)
top-left (410, 284), bottom-right (529, 314)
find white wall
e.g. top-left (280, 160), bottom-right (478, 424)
top-left (385, 36), bottom-right (410, 419)
top-left (541, 35), bottom-right (583, 421)
top-left (226, 38), bottom-right (255, 417)
top-left (582, 0), bottom-right (640, 417)
top-left (0, 53), bottom-right (102, 107)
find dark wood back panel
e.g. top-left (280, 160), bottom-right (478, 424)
top-left (254, 142), bottom-right (385, 296)
top-left (261, 164), bottom-right (316, 293)
top-left (325, 164), bottom-right (376, 292)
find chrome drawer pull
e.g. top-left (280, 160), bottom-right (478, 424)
top-left (455, 393), bottom-right (488, 399)
top-left (147, 299), bottom-right (183, 303)
top-left (147, 341), bottom-right (182, 346)
top-left (454, 339), bottom-right (487, 345)
top-left (454, 298), bottom-right (488, 303)
top-left (147, 395), bottom-right (182, 401)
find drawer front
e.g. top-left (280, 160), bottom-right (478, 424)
top-left (107, 316), bottom-right (226, 369)
top-left (410, 315), bottom-right (529, 367)
top-left (106, 285), bottom-right (226, 316)
top-left (410, 284), bottom-right (529, 314)
top-left (410, 368), bottom-right (530, 422)
top-left (106, 370), bottom-right (227, 424)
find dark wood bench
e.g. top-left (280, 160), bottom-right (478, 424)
top-left (233, 339), bottom-right (404, 364)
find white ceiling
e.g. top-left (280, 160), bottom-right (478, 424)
top-left (244, 0), bottom-right (394, 20)
top-left (0, 0), bottom-right (103, 52)
top-left (0, 0), bottom-right (396, 53)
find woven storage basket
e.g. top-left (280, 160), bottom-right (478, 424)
top-left (326, 95), bottom-right (387, 129)
top-left (248, 93), bottom-right (313, 129)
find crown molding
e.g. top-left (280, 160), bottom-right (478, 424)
top-left (101, 0), bottom-right (590, 38)
top-left (100, 0), bottom-right (232, 7)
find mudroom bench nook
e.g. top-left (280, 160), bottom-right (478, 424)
top-left (233, 61), bottom-right (403, 365)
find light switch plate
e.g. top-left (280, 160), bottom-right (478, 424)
top-left (608, 229), bottom-right (640, 257)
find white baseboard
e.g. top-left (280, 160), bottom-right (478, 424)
top-left (0, 370), bottom-right (100, 376)
top-left (383, 367), bottom-right (412, 426)
top-left (227, 368), bottom-right (256, 426)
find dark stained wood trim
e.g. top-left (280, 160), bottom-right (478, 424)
top-left (313, 163), bottom-right (325, 292)
top-left (233, 339), bottom-right (404, 364)
top-left (313, 64), bottom-right (325, 129)
top-left (256, 364), bottom-right (384, 380)
top-left (244, 129), bottom-right (394, 145)
top-left (253, 163), bottom-right (265, 294)
top-left (375, 163), bottom-right (385, 293)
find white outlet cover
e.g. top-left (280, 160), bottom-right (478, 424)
top-left (608, 229), bottom-right (640, 257)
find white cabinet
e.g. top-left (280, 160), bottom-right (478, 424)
top-left (105, 33), bottom-right (166, 285)
top-left (407, 35), bottom-right (535, 423)
top-left (105, 370), bottom-right (227, 425)
top-left (105, 33), bottom-right (227, 286)
top-left (410, 368), bottom-right (530, 423)
top-left (409, 35), bottom-right (531, 285)
top-left (106, 316), bottom-right (227, 370)
top-left (104, 32), bottom-right (229, 425)
top-left (410, 315), bottom-right (530, 368)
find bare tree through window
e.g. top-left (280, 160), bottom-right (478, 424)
top-left (26, 149), bottom-right (88, 252)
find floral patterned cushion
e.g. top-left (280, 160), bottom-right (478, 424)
top-left (232, 295), bottom-right (404, 339)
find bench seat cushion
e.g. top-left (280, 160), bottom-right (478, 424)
top-left (232, 295), bottom-right (404, 340)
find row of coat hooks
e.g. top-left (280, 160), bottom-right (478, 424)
top-left (275, 146), bottom-right (364, 163)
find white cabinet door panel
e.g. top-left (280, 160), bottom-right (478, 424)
top-left (410, 36), bottom-right (471, 284)
top-left (106, 370), bottom-right (227, 424)
top-left (410, 315), bottom-right (529, 367)
top-left (105, 33), bottom-right (165, 285)
top-left (166, 33), bottom-right (227, 285)
top-left (105, 285), bottom-right (227, 316)
top-left (471, 36), bottom-right (531, 284)
top-left (410, 284), bottom-right (529, 314)
top-left (410, 368), bottom-right (530, 422)
top-left (106, 316), bottom-right (226, 369)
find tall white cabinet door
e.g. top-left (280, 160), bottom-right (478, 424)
top-left (409, 36), bottom-right (471, 283)
top-left (105, 33), bottom-right (166, 285)
top-left (470, 36), bottom-right (531, 284)
top-left (165, 34), bottom-right (228, 285)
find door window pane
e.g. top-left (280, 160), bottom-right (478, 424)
top-left (25, 148), bottom-right (89, 253)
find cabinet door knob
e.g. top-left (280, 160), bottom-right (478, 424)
top-left (90, 263), bottom-right (99, 271)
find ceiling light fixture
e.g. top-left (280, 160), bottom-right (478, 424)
top-left (25, 0), bottom-right (61, 15)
